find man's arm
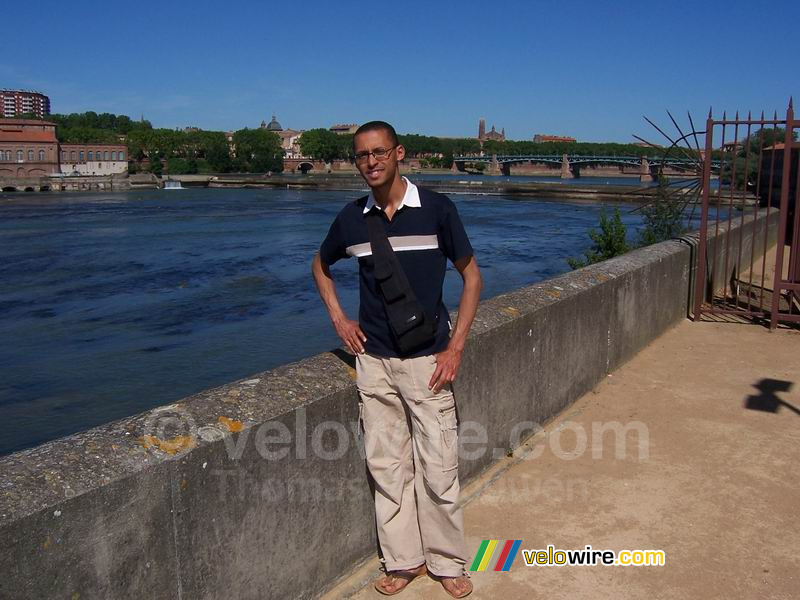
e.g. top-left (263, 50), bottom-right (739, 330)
top-left (429, 255), bottom-right (482, 392)
top-left (311, 252), bottom-right (367, 354)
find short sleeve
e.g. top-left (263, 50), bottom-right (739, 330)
top-left (319, 214), bottom-right (348, 265)
top-left (440, 198), bottom-right (473, 263)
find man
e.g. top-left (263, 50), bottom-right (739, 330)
top-left (312, 121), bottom-right (481, 597)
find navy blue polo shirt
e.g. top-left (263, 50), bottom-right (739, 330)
top-left (319, 178), bottom-right (473, 358)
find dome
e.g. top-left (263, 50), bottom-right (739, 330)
top-left (266, 115), bottom-right (283, 131)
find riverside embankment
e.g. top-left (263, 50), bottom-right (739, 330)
top-left (2, 171), bottom-right (745, 206)
top-left (0, 208), bottom-right (779, 599)
top-left (176, 172), bottom-right (744, 205)
top-left (197, 173), bottom-right (679, 202)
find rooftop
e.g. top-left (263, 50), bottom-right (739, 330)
top-left (0, 118), bottom-right (56, 127)
top-left (0, 125), bottom-right (58, 143)
top-left (0, 89), bottom-right (48, 95)
top-left (265, 115), bottom-right (283, 131)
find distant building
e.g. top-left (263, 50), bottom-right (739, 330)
top-left (0, 118), bottom-right (60, 177)
top-left (533, 134), bottom-right (576, 143)
top-left (478, 118), bottom-right (505, 142)
top-left (721, 140), bottom-right (743, 152)
top-left (184, 126), bottom-right (201, 133)
top-left (0, 118), bottom-right (128, 178)
top-left (260, 115), bottom-right (304, 157)
top-left (278, 129), bottom-right (303, 158)
top-left (329, 123), bottom-right (359, 135)
top-left (262, 115), bottom-right (283, 132)
top-left (59, 143), bottom-right (128, 176)
top-left (0, 89), bottom-right (51, 119)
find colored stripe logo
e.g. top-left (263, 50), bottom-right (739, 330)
top-left (470, 539), bottom-right (522, 572)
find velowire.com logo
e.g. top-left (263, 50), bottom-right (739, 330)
top-left (469, 540), bottom-right (522, 572)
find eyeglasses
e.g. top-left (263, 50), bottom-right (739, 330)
top-left (354, 146), bottom-right (397, 163)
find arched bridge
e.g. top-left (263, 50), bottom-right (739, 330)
top-left (452, 154), bottom-right (723, 179)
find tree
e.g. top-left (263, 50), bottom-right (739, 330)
top-left (48, 111), bottom-right (152, 143)
top-left (300, 128), bottom-right (346, 163)
top-left (638, 178), bottom-right (686, 245)
top-left (203, 133), bottom-right (233, 172)
top-left (568, 208), bottom-right (630, 269)
top-left (166, 157), bottom-right (198, 174)
top-left (126, 128), bottom-right (183, 161)
top-left (441, 151), bottom-right (454, 168)
top-left (232, 128), bottom-right (283, 173)
top-left (483, 140), bottom-right (503, 155)
top-left (723, 127), bottom-right (799, 190)
top-left (743, 127), bottom-right (796, 156)
top-left (148, 156), bottom-right (163, 176)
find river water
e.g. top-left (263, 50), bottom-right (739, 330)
top-left (0, 186), bottom-right (654, 455)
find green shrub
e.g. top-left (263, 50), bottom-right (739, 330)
top-left (568, 208), bottom-right (630, 269)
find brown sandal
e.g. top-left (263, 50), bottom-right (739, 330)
top-left (438, 574), bottom-right (473, 599)
top-left (373, 564), bottom-right (427, 596)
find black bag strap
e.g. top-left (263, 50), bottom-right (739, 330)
top-left (364, 209), bottom-right (437, 353)
top-left (365, 211), bottom-right (414, 303)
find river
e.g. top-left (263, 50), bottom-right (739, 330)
top-left (0, 186), bottom-right (655, 455)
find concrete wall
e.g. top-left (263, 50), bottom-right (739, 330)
top-left (701, 208), bottom-right (778, 302)
top-left (0, 211), bottom-right (779, 600)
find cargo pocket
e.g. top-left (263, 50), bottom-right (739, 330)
top-left (437, 405), bottom-right (459, 472)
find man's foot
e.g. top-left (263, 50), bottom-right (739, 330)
top-left (373, 564), bottom-right (427, 596)
top-left (439, 575), bottom-right (473, 599)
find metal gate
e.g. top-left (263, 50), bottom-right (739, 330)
top-left (693, 100), bottom-right (800, 328)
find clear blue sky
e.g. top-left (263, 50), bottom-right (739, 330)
top-left (3, 0), bottom-right (797, 142)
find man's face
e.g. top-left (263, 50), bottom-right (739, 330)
top-left (353, 129), bottom-right (405, 189)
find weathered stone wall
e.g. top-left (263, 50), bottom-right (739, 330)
top-left (0, 211), bottom-right (779, 599)
top-left (0, 174), bottom-right (132, 192)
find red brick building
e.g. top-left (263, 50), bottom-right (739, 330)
top-left (0, 119), bottom-right (128, 178)
top-left (1, 90), bottom-right (51, 119)
top-left (0, 119), bottom-right (60, 177)
top-left (478, 118), bottom-right (505, 142)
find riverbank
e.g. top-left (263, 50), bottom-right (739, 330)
top-left (190, 173), bottom-right (666, 202)
top-left (1, 172), bottom-right (751, 206)
top-left (199, 173), bottom-right (744, 204)
top-left (0, 173), bottom-right (658, 202)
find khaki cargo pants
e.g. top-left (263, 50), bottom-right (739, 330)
top-left (356, 352), bottom-right (469, 577)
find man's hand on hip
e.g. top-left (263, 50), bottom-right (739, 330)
top-left (333, 315), bottom-right (367, 354)
top-left (429, 346), bottom-right (463, 393)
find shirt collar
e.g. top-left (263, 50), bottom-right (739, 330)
top-left (363, 177), bottom-right (421, 214)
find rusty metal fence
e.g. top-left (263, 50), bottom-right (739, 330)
top-left (693, 100), bottom-right (800, 328)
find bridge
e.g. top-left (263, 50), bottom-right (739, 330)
top-left (282, 157), bottom-right (354, 174)
top-left (452, 153), bottom-right (724, 180)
